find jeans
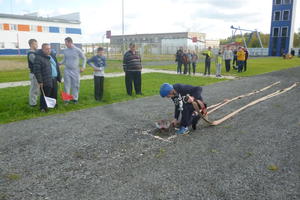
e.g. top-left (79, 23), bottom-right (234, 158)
top-left (94, 76), bottom-right (104, 100)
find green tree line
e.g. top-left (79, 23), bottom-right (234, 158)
top-left (220, 28), bottom-right (300, 48)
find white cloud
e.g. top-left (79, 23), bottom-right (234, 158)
top-left (15, 0), bottom-right (32, 4)
top-left (16, 0), bottom-right (299, 42)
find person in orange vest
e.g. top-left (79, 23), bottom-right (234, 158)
top-left (236, 47), bottom-right (246, 73)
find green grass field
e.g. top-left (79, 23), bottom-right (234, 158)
top-left (146, 57), bottom-right (300, 77)
top-left (0, 73), bottom-right (224, 124)
top-left (1, 56), bottom-right (299, 83)
top-left (0, 59), bottom-right (123, 83)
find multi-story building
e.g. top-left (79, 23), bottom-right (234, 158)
top-left (110, 32), bottom-right (206, 54)
top-left (268, 0), bottom-right (297, 56)
top-left (0, 12), bottom-right (82, 55)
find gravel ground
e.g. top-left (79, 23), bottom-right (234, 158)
top-left (0, 67), bottom-right (299, 200)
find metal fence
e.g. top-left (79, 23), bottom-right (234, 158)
top-left (81, 43), bottom-right (300, 59)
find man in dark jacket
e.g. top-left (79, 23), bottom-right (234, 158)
top-left (33, 43), bottom-right (61, 112)
top-left (123, 43), bottom-right (142, 96)
top-left (175, 47), bottom-right (184, 74)
top-left (159, 83), bottom-right (207, 135)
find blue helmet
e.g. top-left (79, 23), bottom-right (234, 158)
top-left (160, 83), bottom-right (173, 97)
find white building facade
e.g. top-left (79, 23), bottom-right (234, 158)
top-left (0, 13), bottom-right (82, 55)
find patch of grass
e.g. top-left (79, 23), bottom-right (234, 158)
top-left (0, 73), bottom-right (225, 124)
top-left (5, 173), bottom-right (21, 181)
top-left (146, 57), bottom-right (300, 77)
top-left (155, 148), bottom-right (166, 158)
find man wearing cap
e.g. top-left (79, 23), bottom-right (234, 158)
top-left (159, 83), bottom-right (207, 134)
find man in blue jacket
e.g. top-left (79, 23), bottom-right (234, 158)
top-left (159, 83), bottom-right (207, 134)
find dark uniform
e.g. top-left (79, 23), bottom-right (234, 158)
top-left (171, 84), bottom-right (204, 128)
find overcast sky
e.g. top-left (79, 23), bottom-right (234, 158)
top-left (0, 0), bottom-right (299, 42)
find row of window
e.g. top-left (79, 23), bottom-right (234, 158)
top-left (273, 10), bottom-right (290, 21)
top-left (0, 42), bottom-right (18, 48)
top-left (0, 23), bottom-right (81, 34)
top-left (274, 0), bottom-right (292, 5)
top-left (0, 42), bottom-right (68, 49)
top-left (272, 27), bottom-right (289, 37)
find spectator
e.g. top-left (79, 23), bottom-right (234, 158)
top-left (159, 83), bottom-right (207, 134)
top-left (191, 51), bottom-right (198, 75)
top-left (232, 48), bottom-right (238, 70)
top-left (223, 46), bottom-right (233, 72)
top-left (175, 47), bottom-right (184, 74)
top-left (202, 47), bottom-right (212, 76)
top-left (60, 37), bottom-right (86, 104)
top-left (236, 47), bottom-right (246, 73)
top-left (291, 49), bottom-right (295, 57)
top-left (216, 50), bottom-right (223, 77)
top-left (27, 39), bottom-right (40, 107)
top-left (243, 48), bottom-right (249, 71)
top-left (123, 42), bottom-right (142, 96)
top-left (187, 50), bottom-right (192, 75)
top-left (182, 49), bottom-right (189, 75)
top-left (33, 43), bottom-right (61, 112)
top-left (87, 47), bottom-right (106, 101)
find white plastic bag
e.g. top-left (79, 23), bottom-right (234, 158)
top-left (44, 96), bottom-right (56, 108)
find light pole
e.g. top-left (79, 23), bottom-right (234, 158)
top-left (122, 0), bottom-right (125, 56)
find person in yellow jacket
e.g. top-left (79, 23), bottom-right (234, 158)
top-left (202, 46), bottom-right (212, 75)
top-left (236, 47), bottom-right (246, 72)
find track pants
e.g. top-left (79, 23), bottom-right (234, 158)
top-left (64, 69), bottom-right (80, 101)
top-left (29, 73), bottom-right (40, 106)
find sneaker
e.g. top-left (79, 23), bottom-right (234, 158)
top-left (176, 126), bottom-right (189, 135)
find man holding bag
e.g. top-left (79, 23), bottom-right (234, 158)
top-left (33, 43), bottom-right (61, 112)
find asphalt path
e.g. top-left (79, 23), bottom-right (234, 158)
top-left (0, 67), bottom-right (299, 200)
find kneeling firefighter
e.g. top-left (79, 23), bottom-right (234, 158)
top-left (159, 83), bottom-right (207, 135)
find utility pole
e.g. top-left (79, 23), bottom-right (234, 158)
top-left (122, 0), bottom-right (125, 56)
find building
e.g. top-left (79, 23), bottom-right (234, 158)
top-left (268, 0), bottom-right (297, 56)
top-left (205, 39), bottom-right (220, 49)
top-left (110, 32), bottom-right (206, 54)
top-left (0, 12), bottom-right (82, 55)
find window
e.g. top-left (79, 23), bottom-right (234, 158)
top-left (0, 42), bottom-right (4, 48)
top-left (274, 11), bottom-right (281, 21)
top-left (275, 0), bottom-right (281, 4)
top-left (282, 10), bottom-right (289, 20)
top-left (60, 27), bottom-right (65, 34)
top-left (10, 24), bottom-right (17, 31)
top-left (43, 26), bottom-right (49, 32)
top-left (30, 25), bottom-right (37, 32)
top-left (281, 27), bottom-right (288, 37)
top-left (12, 42), bottom-right (19, 48)
top-left (283, 0), bottom-right (291, 4)
top-left (273, 27), bottom-right (280, 37)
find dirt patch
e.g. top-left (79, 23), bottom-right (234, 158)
top-left (0, 60), bottom-right (27, 71)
